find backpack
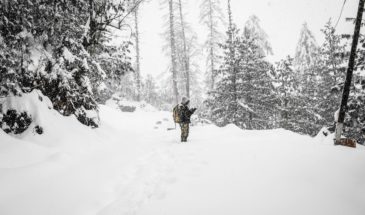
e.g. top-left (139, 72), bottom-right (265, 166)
top-left (173, 105), bottom-right (181, 123)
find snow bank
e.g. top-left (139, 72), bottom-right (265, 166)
top-left (0, 129), bottom-right (51, 168)
top-left (137, 128), bottom-right (365, 215)
top-left (0, 100), bottom-right (364, 215)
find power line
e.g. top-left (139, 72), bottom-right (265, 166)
top-left (334, 0), bottom-right (348, 30)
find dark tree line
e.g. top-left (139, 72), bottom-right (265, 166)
top-left (0, 0), bottom-right (134, 133)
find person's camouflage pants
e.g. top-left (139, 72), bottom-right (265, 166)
top-left (179, 123), bottom-right (189, 142)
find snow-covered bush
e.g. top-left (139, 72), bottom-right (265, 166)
top-left (0, 109), bottom-right (32, 134)
top-left (0, 90), bottom-right (48, 135)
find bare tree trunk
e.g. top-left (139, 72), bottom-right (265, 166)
top-left (227, 0), bottom-right (236, 116)
top-left (88, 0), bottom-right (95, 49)
top-left (227, 0), bottom-right (233, 42)
top-left (209, 48), bottom-right (215, 88)
top-left (169, 0), bottom-right (179, 104)
top-left (227, 0), bottom-right (234, 69)
top-left (177, 0), bottom-right (190, 99)
top-left (200, 0), bottom-right (224, 91)
top-left (208, 0), bottom-right (215, 90)
top-left (133, 0), bottom-right (141, 101)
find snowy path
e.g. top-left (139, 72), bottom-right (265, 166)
top-left (1, 105), bottom-right (365, 215)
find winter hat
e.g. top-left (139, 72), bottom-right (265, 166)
top-left (181, 96), bottom-right (189, 105)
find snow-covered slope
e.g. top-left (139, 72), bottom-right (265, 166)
top-left (0, 98), bottom-right (364, 215)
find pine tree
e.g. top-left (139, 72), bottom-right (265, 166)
top-left (237, 34), bottom-right (277, 129)
top-left (206, 26), bottom-right (240, 126)
top-left (291, 22), bottom-right (324, 135)
top-left (0, 0), bottom-right (134, 132)
top-left (273, 56), bottom-right (318, 134)
top-left (207, 24), bottom-right (276, 129)
top-left (294, 23), bottom-right (320, 95)
top-left (274, 56), bottom-right (297, 129)
top-left (243, 15), bottom-right (273, 56)
top-left (294, 23), bottom-right (319, 73)
top-left (206, 0), bottom-right (239, 127)
top-left (317, 20), bottom-right (347, 127)
top-left (199, 0), bottom-right (225, 90)
top-left (95, 42), bottom-right (134, 103)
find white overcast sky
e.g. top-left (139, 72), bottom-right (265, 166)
top-left (136, 0), bottom-right (359, 79)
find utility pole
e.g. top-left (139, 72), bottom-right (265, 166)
top-left (335, 0), bottom-right (365, 144)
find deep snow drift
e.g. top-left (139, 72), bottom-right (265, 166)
top-left (0, 94), bottom-right (365, 215)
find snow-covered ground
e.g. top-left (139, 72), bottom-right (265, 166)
top-left (1, 94), bottom-right (365, 215)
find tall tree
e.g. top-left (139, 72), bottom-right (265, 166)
top-left (317, 20), bottom-right (347, 125)
top-left (205, 0), bottom-right (236, 124)
top-left (199, 0), bottom-right (225, 90)
top-left (272, 56), bottom-right (319, 134)
top-left (206, 25), bottom-right (240, 126)
top-left (274, 56), bottom-right (297, 129)
top-left (207, 24), bottom-right (276, 129)
top-left (177, 0), bottom-right (190, 98)
top-left (243, 15), bottom-right (273, 57)
top-left (273, 55), bottom-right (325, 136)
top-left (133, 0), bottom-right (142, 101)
top-left (294, 23), bottom-right (319, 73)
top-left (227, 0), bottom-right (233, 37)
top-left (168, 0), bottom-right (180, 104)
top-left (294, 23), bottom-right (319, 108)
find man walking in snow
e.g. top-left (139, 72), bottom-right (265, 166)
top-left (174, 97), bottom-right (196, 142)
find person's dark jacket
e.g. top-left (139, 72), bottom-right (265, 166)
top-left (179, 104), bottom-right (196, 123)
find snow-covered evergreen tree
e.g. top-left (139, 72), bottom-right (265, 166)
top-left (272, 55), bottom-right (320, 135)
top-left (288, 22), bottom-right (324, 135)
top-left (294, 23), bottom-right (320, 96)
top-left (243, 15), bottom-right (273, 57)
top-left (0, 0), bottom-right (134, 132)
top-left (294, 23), bottom-right (319, 73)
top-left (317, 20), bottom-right (347, 127)
top-left (273, 56), bottom-right (297, 129)
top-left (206, 26), bottom-right (240, 126)
top-left (207, 25), bottom-right (276, 129)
